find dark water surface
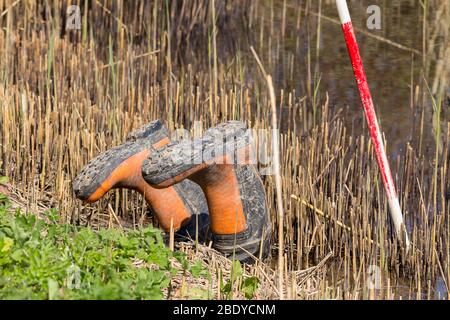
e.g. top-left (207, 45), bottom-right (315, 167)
top-left (227, 0), bottom-right (448, 161)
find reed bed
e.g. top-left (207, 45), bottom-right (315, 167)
top-left (0, 0), bottom-right (449, 299)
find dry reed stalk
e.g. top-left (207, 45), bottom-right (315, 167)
top-left (250, 46), bottom-right (286, 299)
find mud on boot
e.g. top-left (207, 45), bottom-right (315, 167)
top-left (142, 120), bottom-right (272, 264)
top-left (72, 120), bottom-right (210, 241)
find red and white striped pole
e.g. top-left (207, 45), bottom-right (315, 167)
top-left (336, 0), bottom-right (410, 251)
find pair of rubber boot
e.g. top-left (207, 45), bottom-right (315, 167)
top-left (73, 120), bottom-right (271, 263)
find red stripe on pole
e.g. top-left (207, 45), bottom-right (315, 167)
top-left (337, 0), bottom-right (409, 250)
top-left (341, 21), bottom-right (397, 198)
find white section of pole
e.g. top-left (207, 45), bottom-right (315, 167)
top-left (336, 0), bottom-right (351, 24)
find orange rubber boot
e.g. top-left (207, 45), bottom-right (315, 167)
top-left (73, 120), bottom-right (208, 237)
top-left (142, 121), bottom-right (271, 263)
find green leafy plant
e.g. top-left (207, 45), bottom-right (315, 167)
top-left (220, 260), bottom-right (259, 299)
top-left (0, 193), bottom-right (209, 300)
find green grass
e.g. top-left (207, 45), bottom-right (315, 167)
top-left (0, 190), bottom-right (210, 300)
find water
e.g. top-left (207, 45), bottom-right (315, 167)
top-left (281, 1), bottom-right (444, 155)
top-left (214, 0), bottom-right (448, 161)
